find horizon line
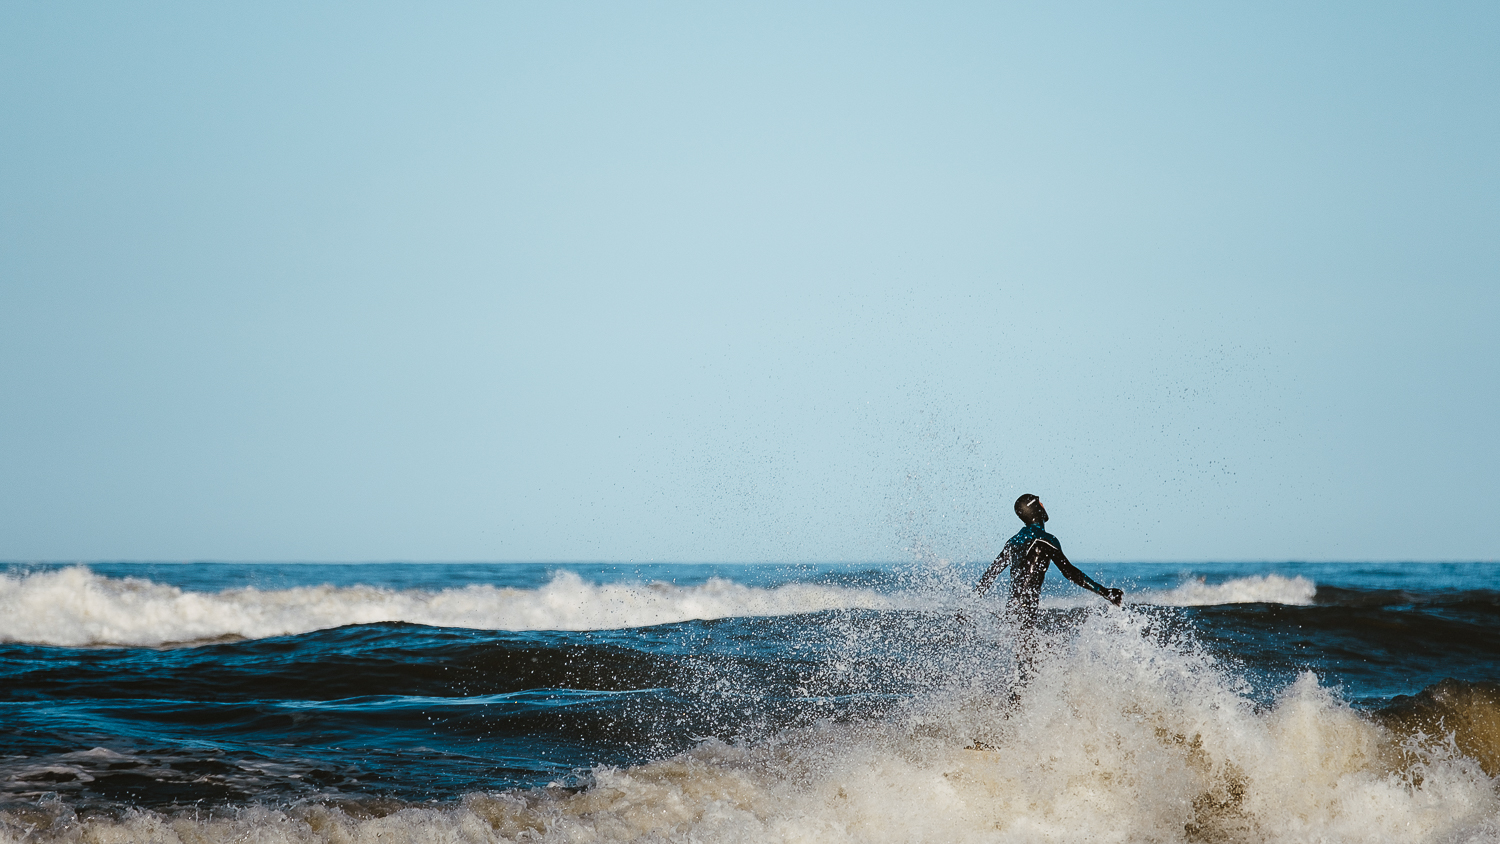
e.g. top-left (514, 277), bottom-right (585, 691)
top-left (3, 559), bottom-right (1496, 566)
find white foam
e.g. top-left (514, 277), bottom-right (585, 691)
top-left (1139, 573), bottom-right (1318, 606)
top-left (6, 610), bottom-right (1496, 843)
top-left (1033, 573), bottom-right (1316, 610)
top-left (0, 567), bottom-right (897, 647)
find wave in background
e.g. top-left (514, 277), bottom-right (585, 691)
top-left (0, 567), bottom-right (899, 647)
top-left (1136, 573), bottom-right (1317, 607)
top-left (0, 568), bottom-right (1335, 647)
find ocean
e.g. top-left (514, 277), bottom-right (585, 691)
top-left (1, 560), bottom-right (1497, 843)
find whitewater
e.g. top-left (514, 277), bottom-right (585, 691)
top-left (2, 561), bottom-right (1497, 843)
top-left (0, 566), bottom-right (1313, 647)
top-left (6, 611), bottom-right (1498, 844)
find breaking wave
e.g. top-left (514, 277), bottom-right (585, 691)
top-left (4, 610), bottom-right (1497, 843)
top-left (0, 569), bottom-right (1329, 648)
top-left (1035, 573), bottom-right (1318, 610)
top-left (1136, 573), bottom-right (1317, 607)
top-left (0, 567), bottom-right (897, 648)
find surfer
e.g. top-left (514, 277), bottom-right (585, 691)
top-left (972, 494), bottom-right (1123, 680)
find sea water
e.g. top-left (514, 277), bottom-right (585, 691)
top-left (1, 561), bottom-right (1497, 843)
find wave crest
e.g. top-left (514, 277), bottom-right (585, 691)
top-left (1139, 573), bottom-right (1317, 606)
top-left (0, 567), bottom-right (895, 647)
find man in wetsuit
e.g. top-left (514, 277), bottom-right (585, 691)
top-left (973, 494), bottom-right (1123, 677)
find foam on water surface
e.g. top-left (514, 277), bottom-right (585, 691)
top-left (4, 610), bottom-right (1496, 843)
top-left (1, 568), bottom-right (1323, 647)
top-left (1030, 573), bottom-right (1315, 610)
top-left (0, 567), bottom-right (897, 647)
top-left (1135, 573), bottom-right (1318, 607)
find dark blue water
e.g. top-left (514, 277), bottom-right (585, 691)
top-left (1, 561), bottom-right (1497, 816)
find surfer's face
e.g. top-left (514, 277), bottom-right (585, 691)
top-left (1034, 501), bottom-right (1049, 524)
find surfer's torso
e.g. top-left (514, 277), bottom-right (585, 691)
top-left (999, 523), bottom-right (1063, 610)
top-left (975, 523), bottom-right (1114, 615)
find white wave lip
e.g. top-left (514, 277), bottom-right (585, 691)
top-left (1141, 573), bottom-right (1317, 606)
top-left (1035, 573), bottom-right (1317, 610)
top-left (0, 567), bottom-right (896, 648)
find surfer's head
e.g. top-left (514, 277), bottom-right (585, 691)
top-left (1014, 494), bottom-right (1048, 525)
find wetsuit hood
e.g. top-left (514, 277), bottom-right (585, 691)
top-left (1014, 494), bottom-right (1048, 525)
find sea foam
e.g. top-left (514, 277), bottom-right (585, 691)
top-left (0, 567), bottom-right (897, 647)
top-left (0, 568), bottom-right (1322, 648)
top-left (1035, 573), bottom-right (1317, 610)
top-left (3, 609), bottom-right (1496, 843)
top-left (1137, 573), bottom-right (1317, 606)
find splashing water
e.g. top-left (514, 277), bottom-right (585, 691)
top-left (5, 605), bottom-right (1497, 843)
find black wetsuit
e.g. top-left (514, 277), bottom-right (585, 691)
top-left (975, 523), bottom-right (1115, 623)
top-left (972, 520), bottom-right (1119, 687)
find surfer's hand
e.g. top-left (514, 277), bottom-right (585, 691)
top-left (955, 611), bottom-right (971, 624)
top-left (1105, 588), bottom-right (1124, 606)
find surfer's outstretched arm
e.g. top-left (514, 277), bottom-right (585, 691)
top-left (1050, 549), bottom-right (1124, 605)
top-left (974, 554), bottom-right (1010, 596)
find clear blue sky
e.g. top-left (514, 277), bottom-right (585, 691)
top-left (1, 2), bottom-right (1495, 563)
